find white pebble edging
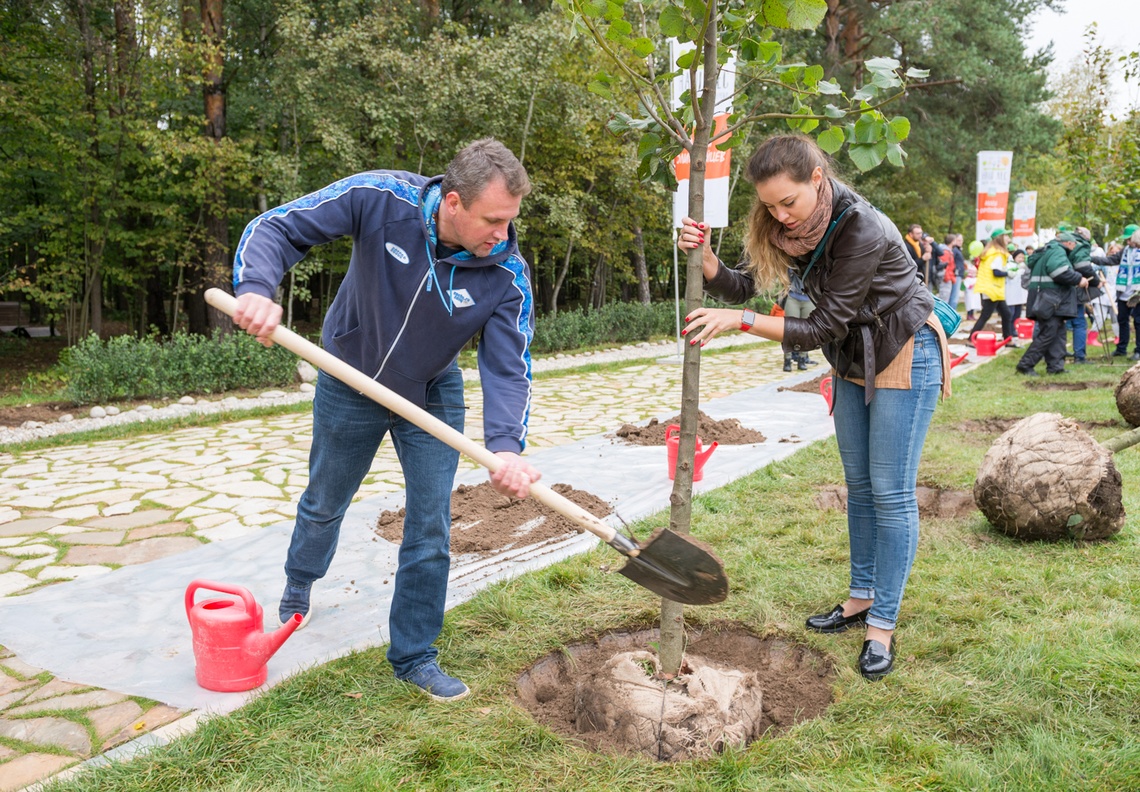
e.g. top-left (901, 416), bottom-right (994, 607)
top-left (0, 389), bottom-right (317, 447)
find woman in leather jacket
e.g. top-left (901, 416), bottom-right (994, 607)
top-left (680, 134), bottom-right (951, 681)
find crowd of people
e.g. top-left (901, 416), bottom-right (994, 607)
top-left (907, 220), bottom-right (1140, 374)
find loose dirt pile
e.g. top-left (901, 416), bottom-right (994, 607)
top-left (374, 482), bottom-right (612, 558)
top-left (517, 625), bottom-right (833, 762)
top-left (814, 484), bottom-right (977, 519)
top-left (955, 417), bottom-right (1121, 435)
top-left (777, 373), bottom-right (829, 395)
top-left (611, 411), bottom-right (766, 446)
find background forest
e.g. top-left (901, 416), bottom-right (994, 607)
top-left (1, 0), bottom-right (1137, 343)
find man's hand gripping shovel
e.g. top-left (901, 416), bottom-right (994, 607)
top-left (207, 289), bottom-right (728, 605)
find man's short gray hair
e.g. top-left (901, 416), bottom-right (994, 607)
top-left (441, 138), bottom-right (531, 205)
top-left (1131, 229), bottom-right (1140, 247)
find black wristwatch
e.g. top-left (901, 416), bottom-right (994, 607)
top-left (740, 309), bottom-right (756, 333)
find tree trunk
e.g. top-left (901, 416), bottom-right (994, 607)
top-left (660, 14), bottom-right (719, 677)
top-left (631, 221), bottom-right (651, 304)
top-left (75, 0), bottom-right (104, 338)
top-left (190, 0), bottom-right (233, 335)
top-left (550, 237), bottom-right (576, 316)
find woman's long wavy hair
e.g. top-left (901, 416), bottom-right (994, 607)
top-left (743, 135), bottom-right (838, 290)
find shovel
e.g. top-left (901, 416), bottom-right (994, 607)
top-left (205, 289), bottom-right (728, 605)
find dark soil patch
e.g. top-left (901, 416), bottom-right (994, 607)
top-left (517, 623), bottom-right (833, 761)
top-left (814, 484), bottom-right (977, 519)
top-left (777, 373), bottom-right (829, 395)
top-left (1024, 380), bottom-right (1113, 391)
top-left (956, 417), bottom-right (1122, 435)
top-left (374, 481), bottom-right (611, 558)
top-left (611, 411), bottom-right (766, 446)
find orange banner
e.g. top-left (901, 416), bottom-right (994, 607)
top-left (976, 192), bottom-right (1010, 223)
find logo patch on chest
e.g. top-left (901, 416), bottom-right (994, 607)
top-left (385, 242), bottom-right (410, 264)
top-left (449, 289), bottom-right (475, 308)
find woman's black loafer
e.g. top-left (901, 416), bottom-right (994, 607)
top-left (858, 638), bottom-right (895, 681)
top-left (805, 604), bottom-right (870, 633)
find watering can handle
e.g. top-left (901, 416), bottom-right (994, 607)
top-left (665, 424), bottom-right (680, 441)
top-left (185, 579), bottom-right (258, 625)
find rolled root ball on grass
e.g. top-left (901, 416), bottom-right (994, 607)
top-left (973, 412), bottom-right (1124, 541)
top-left (1115, 362), bottom-right (1140, 427)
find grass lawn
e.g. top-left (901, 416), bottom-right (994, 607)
top-left (44, 352), bottom-right (1140, 791)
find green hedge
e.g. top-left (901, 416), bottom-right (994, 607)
top-left (531, 297), bottom-right (774, 353)
top-left (59, 331), bottom-right (298, 404)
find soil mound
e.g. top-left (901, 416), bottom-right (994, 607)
top-left (374, 482), bottom-right (611, 558)
top-left (777, 373), bottom-right (829, 395)
top-left (612, 411), bottom-right (766, 446)
top-left (1024, 380), bottom-right (1112, 391)
top-left (956, 417), bottom-right (1121, 435)
top-left (517, 625), bottom-right (833, 762)
top-left (814, 484), bottom-right (977, 519)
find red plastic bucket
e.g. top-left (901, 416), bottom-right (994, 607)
top-left (1014, 318), bottom-right (1034, 339)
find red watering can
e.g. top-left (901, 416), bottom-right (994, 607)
top-left (950, 352), bottom-right (969, 369)
top-left (1014, 318), bottom-right (1035, 340)
top-left (820, 376), bottom-right (833, 409)
top-left (666, 424), bottom-right (717, 482)
top-left (970, 331), bottom-right (1010, 356)
top-left (186, 580), bottom-right (302, 692)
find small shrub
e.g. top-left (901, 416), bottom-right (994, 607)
top-left (59, 331), bottom-right (297, 404)
top-left (532, 297), bottom-right (773, 353)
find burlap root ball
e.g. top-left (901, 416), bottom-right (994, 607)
top-left (573, 650), bottom-right (764, 762)
top-left (974, 412), bottom-right (1124, 541)
top-left (1115, 362), bottom-right (1140, 427)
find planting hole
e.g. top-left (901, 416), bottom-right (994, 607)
top-left (517, 624), bottom-right (834, 762)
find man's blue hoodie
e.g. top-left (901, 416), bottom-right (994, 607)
top-left (233, 170), bottom-right (534, 454)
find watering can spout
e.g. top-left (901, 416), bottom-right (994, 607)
top-left (695, 441), bottom-right (718, 467)
top-left (246, 613), bottom-right (302, 666)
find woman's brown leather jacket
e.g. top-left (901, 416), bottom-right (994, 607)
top-left (704, 179), bottom-right (933, 403)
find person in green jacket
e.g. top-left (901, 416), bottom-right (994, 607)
top-left (1017, 233), bottom-right (1090, 376)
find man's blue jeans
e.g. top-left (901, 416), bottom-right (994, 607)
top-left (1065, 312), bottom-right (1088, 359)
top-left (285, 369), bottom-right (464, 679)
top-left (831, 326), bottom-right (942, 631)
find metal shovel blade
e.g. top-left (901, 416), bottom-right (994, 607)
top-left (618, 528), bottom-right (728, 605)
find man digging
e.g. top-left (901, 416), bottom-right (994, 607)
top-left (229, 138), bottom-right (541, 701)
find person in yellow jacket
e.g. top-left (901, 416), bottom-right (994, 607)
top-left (967, 227), bottom-right (1015, 343)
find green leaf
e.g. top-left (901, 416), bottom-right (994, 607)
top-left (659, 5), bottom-right (685, 37)
top-left (606, 113), bottom-right (633, 134)
top-left (905, 67), bottom-right (930, 79)
top-left (865, 56), bottom-right (900, 72)
top-left (684, 0), bottom-right (706, 18)
top-left (823, 104), bottom-right (845, 119)
top-left (787, 0), bottom-right (828, 30)
top-left (886, 116), bottom-right (911, 143)
top-left (798, 116), bottom-right (819, 133)
top-left (605, 19), bottom-right (633, 41)
top-left (676, 49), bottom-right (696, 70)
top-left (758, 41), bottom-right (782, 62)
top-left (603, 1), bottom-right (624, 21)
top-left (761, 0), bottom-right (789, 28)
top-left (848, 141), bottom-right (888, 172)
top-left (588, 80), bottom-right (614, 100)
top-left (885, 141), bottom-right (906, 167)
top-left (816, 79), bottom-right (842, 95)
top-left (853, 113), bottom-right (882, 144)
top-left (852, 84), bottom-right (877, 102)
top-left (637, 131), bottom-right (662, 158)
top-left (630, 37), bottom-right (656, 58)
top-left (804, 64), bottom-right (824, 87)
top-left (581, 0), bottom-right (608, 17)
top-left (714, 131), bottom-right (736, 150)
top-left (817, 126), bottom-right (845, 154)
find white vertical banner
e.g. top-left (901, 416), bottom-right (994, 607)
top-left (1012, 191), bottom-right (1038, 247)
top-left (975, 150), bottom-right (1013, 242)
top-left (670, 39), bottom-right (734, 229)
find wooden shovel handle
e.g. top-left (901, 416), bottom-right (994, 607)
top-left (205, 289), bottom-right (617, 543)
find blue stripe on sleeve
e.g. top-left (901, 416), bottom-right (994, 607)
top-left (496, 254), bottom-right (534, 450)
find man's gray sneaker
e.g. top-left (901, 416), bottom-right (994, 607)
top-left (401, 661), bottom-right (470, 701)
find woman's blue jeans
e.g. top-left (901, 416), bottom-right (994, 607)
top-left (831, 325), bottom-right (942, 631)
top-left (285, 369), bottom-right (464, 679)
